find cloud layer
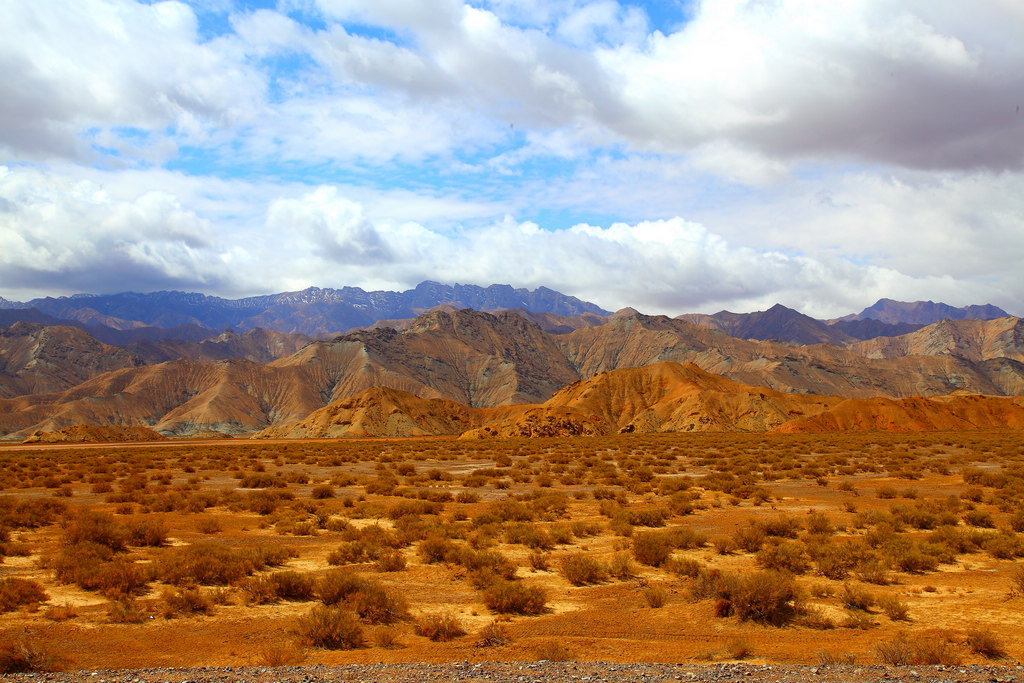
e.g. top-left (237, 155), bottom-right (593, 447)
top-left (1, 0), bottom-right (1022, 317)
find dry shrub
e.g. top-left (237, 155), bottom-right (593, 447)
top-left (258, 643), bottom-right (307, 666)
top-left (415, 613), bottom-right (466, 641)
top-left (0, 640), bottom-right (61, 674)
top-left (161, 587), bottom-right (214, 618)
top-left (316, 569), bottom-right (367, 606)
top-left (528, 552), bottom-right (549, 571)
top-left (795, 606), bottom-right (836, 630)
top-left (418, 536), bottom-right (455, 564)
top-left (643, 585), bottom-right (668, 608)
top-left (375, 550), bottom-right (407, 572)
top-left (52, 543), bottom-right (149, 598)
top-left (195, 517), bottom-right (222, 534)
top-left (106, 598), bottom-right (145, 623)
top-left (126, 518), bottom-right (168, 547)
top-left (632, 531), bottom-right (672, 567)
top-left (559, 553), bottom-right (607, 585)
top-left (726, 638), bottom-right (753, 660)
top-left (966, 628), bottom-right (1007, 659)
top-left (840, 611), bottom-right (876, 630)
top-left (475, 621), bottom-right (513, 647)
top-left (270, 571), bottom-right (315, 601)
top-left (0, 578), bottom-right (48, 612)
top-left (239, 575), bottom-right (279, 604)
top-left (840, 583), bottom-right (876, 612)
top-left (311, 484), bottom-right (335, 499)
top-left (756, 540), bottom-right (810, 574)
top-left (876, 633), bottom-right (961, 665)
top-left (878, 594), bottom-right (910, 621)
top-left (731, 525), bottom-right (765, 553)
top-left (692, 569), bottom-right (801, 626)
top-left (350, 582), bottom-right (409, 624)
top-left (157, 543), bottom-right (290, 586)
top-left (373, 626), bottom-right (402, 649)
top-left (43, 602), bottom-right (78, 621)
top-left (533, 641), bottom-right (574, 661)
top-left (62, 510), bottom-right (128, 551)
top-left (298, 606), bottom-right (365, 649)
top-left (608, 552), bottom-right (634, 580)
top-left (482, 580), bottom-right (547, 615)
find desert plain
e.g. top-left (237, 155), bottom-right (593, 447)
top-left (2, 430), bottom-right (1023, 673)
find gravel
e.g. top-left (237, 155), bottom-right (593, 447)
top-left (6, 662), bottom-right (1024, 683)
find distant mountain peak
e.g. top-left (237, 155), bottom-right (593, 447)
top-left (846, 299), bottom-right (1010, 325)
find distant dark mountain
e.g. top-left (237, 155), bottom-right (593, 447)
top-left (2, 282), bottom-right (611, 337)
top-left (0, 307), bottom-right (215, 345)
top-left (838, 299), bottom-right (1010, 326)
top-left (827, 318), bottom-right (924, 341)
top-left (677, 304), bottom-right (854, 346)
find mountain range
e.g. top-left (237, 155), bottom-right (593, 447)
top-left (2, 283), bottom-right (1021, 440)
top-left (2, 303), bottom-right (1023, 440)
top-left (0, 282), bottom-right (610, 337)
top-left (0, 283), bottom-right (1011, 344)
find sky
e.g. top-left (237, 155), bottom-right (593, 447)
top-left (1, 0), bottom-right (1023, 318)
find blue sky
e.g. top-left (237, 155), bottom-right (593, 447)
top-left (1, 0), bottom-right (1023, 317)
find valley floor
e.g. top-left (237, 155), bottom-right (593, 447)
top-left (1, 432), bottom-right (1023, 673)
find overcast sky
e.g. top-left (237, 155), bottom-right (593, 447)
top-left (2, 0), bottom-right (1022, 317)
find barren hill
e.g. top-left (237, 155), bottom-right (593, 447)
top-left (274, 309), bottom-right (580, 407)
top-left (0, 359), bottom-right (325, 438)
top-left (848, 317), bottom-right (1024, 363)
top-left (21, 424), bottom-right (167, 443)
top-left (558, 312), bottom-right (1024, 398)
top-left (0, 322), bottom-right (143, 399)
top-left (255, 386), bottom-right (515, 439)
top-left (773, 394), bottom-right (1024, 433)
top-left (461, 361), bottom-right (839, 438)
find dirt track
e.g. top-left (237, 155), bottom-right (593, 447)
top-left (5, 662), bottom-right (1024, 683)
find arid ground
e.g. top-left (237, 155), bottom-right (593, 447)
top-left (1, 432), bottom-right (1023, 673)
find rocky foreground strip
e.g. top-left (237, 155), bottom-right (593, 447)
top-left (5, 662), bottom-right (1024, 683)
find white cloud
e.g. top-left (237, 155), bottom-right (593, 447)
top-left (0, 0), bottom-right (265, 161)
top-left (0, 165), bottom-right (229, 297)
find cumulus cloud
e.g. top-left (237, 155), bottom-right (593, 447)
top-left (0, 0), bottom-right (263, 161)
top-left (2, 0), bottom-right (1022, 319)
top-left (253, 184), bottom-right (1016, 317)
top-left (0, 166), bottom-right (229, 297)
